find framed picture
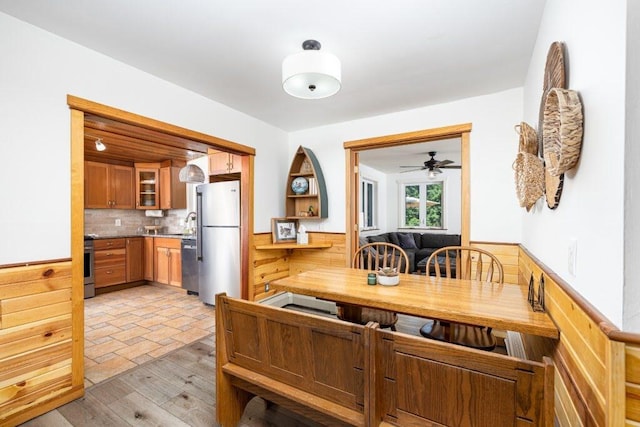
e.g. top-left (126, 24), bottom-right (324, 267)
top-left (271, 218), bottom-right (298, 243)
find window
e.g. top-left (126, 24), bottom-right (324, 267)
top-left (401, 180), bottom-right (444, 229)
top-left (360, 178), bottom-right (377, 230)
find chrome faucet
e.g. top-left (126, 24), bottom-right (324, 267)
top-left (184, 211), bottom-right (197, 234)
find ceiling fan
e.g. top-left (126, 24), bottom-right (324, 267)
top-left (400, 151), bottom-right (461, 175)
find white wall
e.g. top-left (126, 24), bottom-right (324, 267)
top-left (0, 12), bottom-right (288, 265)
top-left (522, 1), bottom-right (627, 328)
top-left (288, 88), bottom-right (524, 243)
top-left (624, 0), bottom-right (640, 332)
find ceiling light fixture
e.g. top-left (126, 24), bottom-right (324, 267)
top-left (427, 169), bottom-right (438, 178)
top-left (178, 164), bottom-right (205, 183)
top-left (282, 39), bottom-right (341, 99)
top-left (95, 138), bottom-right (106, 151)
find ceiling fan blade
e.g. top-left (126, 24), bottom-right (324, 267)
top-left (399, 165), bottom-right (425, 168)
top-left (400, 168), bottom-right (424, 173)
top-left (433, 167), bottom-right (443, 174)
top-left (435, 159), bottom-right (454, 166)
top-left (440, 164), bottom-right (461, 169)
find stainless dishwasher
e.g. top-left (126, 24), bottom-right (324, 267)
top-left (181, 238), bottom-right (199, 295)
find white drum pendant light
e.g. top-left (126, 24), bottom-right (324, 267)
top-left (282, 40), bottom-right (341, 99)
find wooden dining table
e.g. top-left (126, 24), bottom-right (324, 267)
top-left (271, 266), bottom-right (559, 339)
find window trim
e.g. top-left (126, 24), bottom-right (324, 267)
top-left (360, 177), bottom-right (378, 231)
top-left (398, 179), bottom-right (446, 230)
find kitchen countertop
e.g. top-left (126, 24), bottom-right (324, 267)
top-left (87, 233), bottom-right (196, 240)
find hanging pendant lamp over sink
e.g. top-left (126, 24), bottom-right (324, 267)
top-left (178, 164), bottom-right (205, 183)
top-left (282, 39), bottom-right (341, 99)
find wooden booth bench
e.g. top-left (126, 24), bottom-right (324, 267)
top-left (216, 294), bottom-right (554, 426)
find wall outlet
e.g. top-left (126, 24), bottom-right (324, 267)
top-left (115, 218), bottom-right (121, 227)
top-left (265, 282), bottom-right (270, 292)
top-left (568, 239), bottom-right (577, 276)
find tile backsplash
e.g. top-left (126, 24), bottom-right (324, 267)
top-left (85, 209), bottom-right (188, 236)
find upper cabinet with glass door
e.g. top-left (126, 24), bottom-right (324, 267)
top-left (135, 163), bottom-right (159, 209)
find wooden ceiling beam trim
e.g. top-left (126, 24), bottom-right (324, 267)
top-left (68, 94), bottom-right (256, 156)
top-left (84, 117), bottom-right (211, 153)
top-left (343, 123), bottom-right (473, 150)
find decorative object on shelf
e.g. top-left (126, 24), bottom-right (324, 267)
top-left (291, 176), bottom-right (309, 194)
top-left (300, 159), bottom-right (313, 174)
top-left (307, 205), bottom-right (315, 216)
top-left (296, 224), bottom-right (308, 245)
top-left (376, 267), bottom-right (399, 286)
top-left (178, 164), bottom-right (205, 183)
top-left (282, 39), bottom-right (341, 99)
top-left (271, 218), bottom-right (298, 243)
top-left (542, 88), bottom-right (584, 176)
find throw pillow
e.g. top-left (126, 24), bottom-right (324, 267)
top-left (397, 233), bottom-right (418, 250)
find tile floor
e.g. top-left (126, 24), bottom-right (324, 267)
top-left (84, 284), bottom-right (214, 386)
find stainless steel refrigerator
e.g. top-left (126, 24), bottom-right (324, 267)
top-left (196, 181), bottom-right (241, 304)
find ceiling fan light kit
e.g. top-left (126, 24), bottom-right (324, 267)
top-left (94, 138), bottom-right (106, 151)
top-left (282, 39), bottom-right (341, 99)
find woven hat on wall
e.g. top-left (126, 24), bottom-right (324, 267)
top-left (542, 88), bottom-right (584, 176)
top-left (513, 152), bottom-right (545, 211)
top-left (515, 122), bottom-right (538, 156)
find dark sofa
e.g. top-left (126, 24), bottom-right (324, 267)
top-left (362, 232), bottom-right (461, 273)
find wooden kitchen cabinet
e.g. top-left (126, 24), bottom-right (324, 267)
top-left (209, 151), bottom-right (242, 175)
top-left (160, 162), bottom-right (187, 209)
top-left (154, 238), bottom-right (181, 287)
top-left (135, 164), bottom-right (160, 209)
top-left (94, 238), bottom-right (126, 288)
top-left (85, 161), bottom-right (135, 209)
top-left (126, 237), bottom-right (144, 282)
top-left (144, 237), bottom-right (154, 281)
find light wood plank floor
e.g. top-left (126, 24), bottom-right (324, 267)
top-left (21, 295), bottom-right (506, 426)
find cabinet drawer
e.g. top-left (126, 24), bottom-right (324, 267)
top-left (94, 238), bottom-right (126, 250)
top-left (95, 265), bottom-right (126, 287)
top-left (94, 248), bottom-right (126, 268)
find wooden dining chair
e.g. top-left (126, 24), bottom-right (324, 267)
top-left (420, 246), bottom-right (504, 351)
top-left (337, 242), bottom-right (409, 330)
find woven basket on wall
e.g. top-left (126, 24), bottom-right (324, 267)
top-left (542, 88), bottom-right (584, 176)
top-left (513, 152), bottom-right (545, 211)
top-left (515, 122), bottom-right (538, 156)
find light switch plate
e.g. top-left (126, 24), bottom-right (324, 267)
top-left (568, 239), bottom-right (577, 276)
top-left (115, 218), bottom-right (121, 227)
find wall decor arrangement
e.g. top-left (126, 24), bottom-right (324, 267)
top-left (513, 123), bottom-right (544, 211)
top-left (513, 41), bottom-right (584, 211)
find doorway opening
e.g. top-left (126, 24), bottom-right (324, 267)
top-left (343, 123), bottom-right (472, 264)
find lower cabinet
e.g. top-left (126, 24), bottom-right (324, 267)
top-left (154, 238), bottom-right (182, 287)
top-left (126, 237), bottom-right (144, 282)
top-left (143, 237), bottom-right (154, 281)
top-left (94, 238), bottom-right (126, 288)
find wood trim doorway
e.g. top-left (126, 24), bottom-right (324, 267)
top-left (343, 123), bottom-right (471, 265)
top-left (68, 94), bottom-right (255, 394)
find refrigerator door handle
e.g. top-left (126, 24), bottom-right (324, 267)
top-left (196, 189), bottom-right (203, 261)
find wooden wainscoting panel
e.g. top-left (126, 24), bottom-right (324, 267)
top-left (0, 260), bottom-right (80, 427)
top-left (627, 344), bottom-right (640, 422)
top-left (519, 247), bottom-right (626, 427)
top-left (471, 242), bottom-right (519, 283)
top-left (252, 233), bottom-right (346, 301)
